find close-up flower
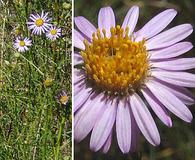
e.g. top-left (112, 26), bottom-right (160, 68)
top-left (56, 90), bottom-right (69, 105)
top-left (46, 26), bottom-right (61, 40)
top-left (74, 6), bottom-right (194, 154)
top-left (13, 37), bottom-right (32, 52)
top-left (27, 11), bottom-right (52, 35)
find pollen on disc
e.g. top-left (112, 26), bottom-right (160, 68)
top-left (81, 25), bottom-right (149, 95)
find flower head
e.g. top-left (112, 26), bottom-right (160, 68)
top-left (27, 11), bottom-right (52, 35)
top-left (74, 6), bottom-right (194, 153)
top-left (14, 37), bottom-right (32, 52)
top-left (46, 26), bottom-right (61, 40)
top-left (56, 90), bottom-right (69, 105)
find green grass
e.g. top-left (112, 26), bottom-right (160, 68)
top-left (0, 0), bottom-right (72, 159)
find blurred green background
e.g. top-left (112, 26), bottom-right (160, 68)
top-left (74, 0), bottom-right (195, 160)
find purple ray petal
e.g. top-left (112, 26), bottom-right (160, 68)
top-left (146, 80), bottom-right (193, 122)
top-left (102, 129), bottom-right (113, 153)
top-left (90, 99), bottom-right (117, 151)
top-left (153, 78), bottom-right (195, 105)
top-left (98, 7), bottom-right (115, 37)
top-left (151, 69), bottom-right (195, 87)
top-left (151, 58), bottom-right (195, 70)
top-left (128, 104), bottom-right (139, 152)
top-left (74, 69), bottom-right (85, 85)
top-left (142, 88), bottom-right (172, 127)
top-left (74, 93), bottom-right (106, 142)
top-left (74, 85), bottom-right (92, 113)
top-left (130, 93), bottom-right (160, 146)
top-left (74, 29), bottom-right (85, 50)
top-left (75, 16), bottom-right (96, 39)
top-left (116, 98), bottom-right (131, 153)
top-left (135, 9), bottom-right (177, 41)
top-left (122, 6), bottom-right (139, 35)
top-left (149, 42), bottom-right (193, 60)
top-left (146, 24), bottom-right (193, 50)
top-left (74, 52), bottom-right (83, 65)
top-left (74, 80), bottom-right (85, 96)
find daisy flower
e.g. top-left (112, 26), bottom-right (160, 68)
top-left (27, 11), bottom-right (52, 35)
top-left (74, 6), bottom-right (194, 153)
top-left (46, 26), bottom-right (61, 40)
top-left (14, 37), bottom-right (32, 52)
top-left (56, 90), bottom-right (69, 105)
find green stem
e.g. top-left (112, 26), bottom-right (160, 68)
top-left (19, 53), bottom-right (44, 76)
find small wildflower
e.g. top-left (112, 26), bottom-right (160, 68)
top-left (43, 78), bottom-right (53, 87)
top-left (13, 37), bottom-right (32, 52)
top-left (27, 11), bottom-right (52, 35)
top-left (56, 90), bottom-right (69, 105)
top-left (46, 26), bottom-right (61, 40)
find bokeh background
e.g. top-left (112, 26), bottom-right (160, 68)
top-left (74, 0), bottom-right (195, 159)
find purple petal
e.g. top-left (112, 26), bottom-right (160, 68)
top-left (74, 85), bottom-right (92, 113)
top-left (135, 9), bottom-right (177, 41)
top-left (102, 130), bottom-right (112, 153)
top-left (116, 99), bottom-right (131, 153)
top-left (74, 29), bottom-right (85, 50)
top-left (130, 93), bottom-right (160, 146)
top-left (151, 58), bottom-right (195, 70)
top-left (129, 105), bottom-right (139, 152)
top-left (153, 79), bottom-right (195, 105)
top-left (122, 6), bottom-right (139, 35)
top-left (149, 42), bottom-right (193, 60)
top-left (146, 24), bottom-right (193, 50)
top-left (74, 93), bottom-right (105, 142)
top-left (74, 52), bottom-right (83, 65)
top-left (151, 69), bottom-right (195, 87)
top-left (90, 99), bottom-right (117, 151)
top-left (146, 80), bottom-right (193, 122)
top-left (142, 88), bottom-right (172, 127)
top-left (74, 69), bottom-right (85, 85)
top-left (74, 80), bottom-right (85, 96)
top-left (98, 7), bottom-right (115, 37)
top-left (75, 16), bottom-right (96, 39)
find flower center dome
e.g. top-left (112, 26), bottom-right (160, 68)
top-left (50, 29), bottom-right (57, 35)
top-left (19, 40), bottom-right (25, 47)
top-left (81, 25), bottom-right (149, 95)
top-left (35, 18), bottom-right (44, 27)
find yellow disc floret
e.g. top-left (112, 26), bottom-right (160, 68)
top-left (81, 25), bottom-right (149, 95)
top-left (19, 40), bottom-right (25, 47)
top-left (50, 29), bottom-right (57, 35)
top-left (35, 18), bottom-right (44, 27)
top-left (60, 95), bottom-right (69, 104)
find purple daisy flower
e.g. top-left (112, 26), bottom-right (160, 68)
top-left (46, 26), bottom-right (61, 40)
top-left (27, 11), bottom-right (52, 35)
top-left (56, 90), bottom-right (69, 105)
top-left (74, 6), bottom-right (194, 153)
top-left (13, 37), bottom-right (32, 52)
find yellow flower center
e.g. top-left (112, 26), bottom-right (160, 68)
top-left (81, 25), bottom-right (149, 95)
top-left (60, 95), bottom-right (68, 104)
top-left (35, 18), bottom-right (44, 27)
top-left (50, 29), bottom-right (57, 35)
top-left (19, 40), bottom-right (25, 47)
top-left (43, 78), bottom-right (53, 87)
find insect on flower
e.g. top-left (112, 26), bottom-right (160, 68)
top-left (27, 11), bottom-right (52, 35)
top-left (46, 26), bottom-right (61, 40)
top-left (74, 6), bottom-right (194, 153)
top-left (13, 37), bottom-right (32, 52)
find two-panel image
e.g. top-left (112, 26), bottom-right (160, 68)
top-left (1, 0), bottom-right (195, 159)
